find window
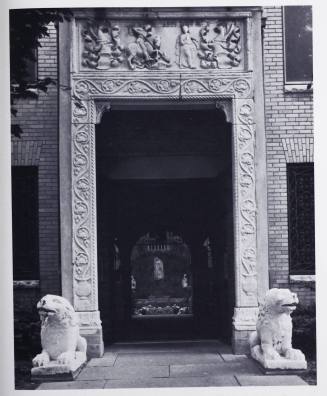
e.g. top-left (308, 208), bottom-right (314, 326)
top-left (287, 163), bottom-right (315, 275)
top-left (12, 166), bottom-right (39, 280)
top-left (283, 6), bottom-right (313, 85)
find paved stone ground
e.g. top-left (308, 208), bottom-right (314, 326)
top-left (37, 340), bottom-right (308, 389)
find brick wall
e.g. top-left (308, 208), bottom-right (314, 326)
top-left (263, 7), bottom-right (315, 305)
top-left (11, 23), bottom-right (60, 297)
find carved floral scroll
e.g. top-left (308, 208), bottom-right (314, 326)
top-left (235, 99), bottom-right (258, 307)
top-left (72, 118), bottom-right (98, 312)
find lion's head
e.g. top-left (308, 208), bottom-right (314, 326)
top-left (263, 288), bottom-right (299, 315)
top-left (37, 295), bottom-right (78, 327)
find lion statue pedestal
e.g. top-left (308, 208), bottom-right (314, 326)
top-left (249, 288), bottom-right (307, 372)
top-left (31, 295), bottom-right (87, 381)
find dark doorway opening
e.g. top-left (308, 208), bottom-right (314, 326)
top-left (96, 105), bottom-right (234, 344)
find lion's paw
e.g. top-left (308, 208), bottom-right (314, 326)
top-left (32, 352), bottom-right (50, 367)
top-left (56, 351), bottom-right (75, 366)
top-left (263, 348), bottom-right (281, 360)
top-left (285, 348), bottom-right (305, 361)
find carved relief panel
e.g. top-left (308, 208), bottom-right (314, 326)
top-left (77, 19), bottom-right (246, 71)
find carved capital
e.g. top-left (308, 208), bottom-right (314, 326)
top-left (94, 101), bottom-right (111, 124)
top-left (215, 100), bottom-right (233, 123)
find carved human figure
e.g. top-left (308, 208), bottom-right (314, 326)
top-left (32, 295), bottom-right (87, 367)
top-left (181, 273), bottom-right (188, 288)
top-left (176, 24), bottom-right (199, 69)
top-left (153, 256), bottom-right (164, 280)
top-left (249, 288), bottom-right (307, 369)
top-left (131, 275), bottom-right (137, 290)
top-left (109, 25), bottom-right (124, 67)
top-left (127, 25), bottom-right (171, 70)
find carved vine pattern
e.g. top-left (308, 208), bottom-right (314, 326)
top-left (72, 123), bottom-right (94, 309)
top-left (237, 101), bottom-right (257, 305)
top-left (181, 78), bottom-right (251, 97)
top-left (74, 79), bottom-right (181, 99)
top-left (73, 77), bottom-right (251, 100)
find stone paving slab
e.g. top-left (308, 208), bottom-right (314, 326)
top-left (106, 340), bottom-right (232, 354)
top-left (87, 355), bottom-right (117, 367)
top-left (37, 380), bottom-right (106, 390)
top-left (236, 375), bottom-right (308, 386)
top-left (114, 351), bottom-right (223, 366)
top-left (35, 341), bottom-right (308, 389)
top-left (77, 364), bottom-right (169, 381)
top-left (170, 360), bottom-right (262, 378)
top-left (104, 375), bottom-right (239, 388)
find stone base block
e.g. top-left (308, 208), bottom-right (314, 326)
top-left (80, 327), bottom-right (104, 358)
top-left (232, 329), bottom-right (253, 354)
top-left (77, 311), bottom-right (104, 358)
top-left (251, 345), bottom-right (307, 374)
top-left (31, 353), bottom-right (87, 382)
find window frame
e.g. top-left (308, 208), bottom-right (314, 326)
top-left (282, 6), bottom-right (313, 90)
top-left (287, 162), bottom-right (315, 276)
top-left (11, 166), bottom-right (40, 282)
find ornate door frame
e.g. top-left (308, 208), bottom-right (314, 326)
top-left (59, 8), bottom-right (269, 356)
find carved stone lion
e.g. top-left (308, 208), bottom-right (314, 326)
top-left (249, 288), bottom-right (307, 369)
top-left (32, 295), bottom-right (87, 367)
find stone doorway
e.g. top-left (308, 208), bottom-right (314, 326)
top-left (60, 7), bottom-right (269, 357)
top-left (96, 105), bottom-right (235, 343)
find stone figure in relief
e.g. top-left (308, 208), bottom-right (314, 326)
top-left (181, 273), bottom-right (189, 288)
top-left (249, 288), bottom-right (307, 370)
top-left (131, 275), bottom-right (137, 291)
top-left (175, 25), bottom-right (199, 69)
top-left (82, 22), bottom-right (124, 69)
top-left (126, 25), bottom-right (171, 70)
top-left (153, 256), bottom-right (164, 280)
top-left (198, 22), bottom-right (241, 69)
top-left (32, 295), bottom-right (87, 368)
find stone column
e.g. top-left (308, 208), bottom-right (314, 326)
top-left (231, 98), bottom-right (259, 353)
top-left (231, 9), bottom-right (269, 354)
top-left (71, 99), bottom-right (104, 357)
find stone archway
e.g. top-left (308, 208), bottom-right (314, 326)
top-left (59, 8), bottom-right (269, 356)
